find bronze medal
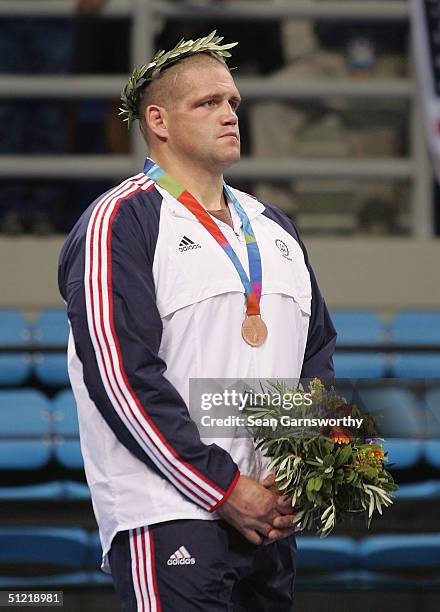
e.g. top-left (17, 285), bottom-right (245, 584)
top-left (241, 315), bottom-right (268, 347)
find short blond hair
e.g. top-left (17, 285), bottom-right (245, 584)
top-left (138, 53), bottom-right (230, 143)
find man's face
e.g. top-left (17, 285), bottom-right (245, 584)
top-left (163, 61), bottom-right (241, 171)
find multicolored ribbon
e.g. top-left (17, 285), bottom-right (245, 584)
top-left (143, 158), bottom-right (262, 316)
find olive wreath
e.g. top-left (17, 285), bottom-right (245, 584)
top-left (119, 30), bottom-right (238, 129)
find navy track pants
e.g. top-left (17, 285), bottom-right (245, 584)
top-left (108, 518), bottom-right (296, 611)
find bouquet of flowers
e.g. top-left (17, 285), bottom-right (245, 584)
top-left (245, 378), bottom-right (398, 537)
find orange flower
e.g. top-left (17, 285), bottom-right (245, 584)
top-left (330, 427), bottom-right (351, 444)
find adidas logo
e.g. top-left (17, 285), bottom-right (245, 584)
top-left (167, 545), bottom-right (196, 566)
top-left (178, 236), bottom-right (202, 252)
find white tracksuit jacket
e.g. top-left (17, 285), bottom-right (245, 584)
top-left (58, 168), bottom-right (336, 572)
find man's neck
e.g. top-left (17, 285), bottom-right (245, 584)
top-left (147, 151), bottom-right (227, 211)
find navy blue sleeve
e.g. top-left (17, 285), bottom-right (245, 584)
top-left (59, 181), bottom-right (239, 512)
top-left (262, 203), bottom-right (337, 382)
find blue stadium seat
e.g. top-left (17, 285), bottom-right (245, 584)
top-left (331, 311), bottom-right (388, 378)
top-left (63, 480), bottom-right (91, 499)
top-left (88, 531), bottom-right (103, 570)
top-left (0, 482), bottom-right (64, 501)
top-left (33, 309), bottom-right (69, 387)
top-left (382, 439), bottom-right (423, 470)
top-left (330, 310), bottom-right (385, 345)
top-left (392, 354), bottom-right (440, 379)
top-left (0, 527), bottom-right (91, 587)
top-left (0, 310), bottom-right (31, 385)
top-left (0, 390), bottom-right (52, 469)
top-left (296, 536), bottom-right (358, 570)
top-left (395, 480), bottom-right (440, 499)
top-left (354, 387), bottom-right (423, 437)
top-left (359, 534), bottom-right (440, 569)
top-left (88, 532), bottom-right (113, 584)
top-left (91, 571), bottom-right (113, 585)
top-left (333, 353), bottom-right (387, 379)
top-left (52, 389), bottom-right (83, 470)
top-left (0, 480), bottom-right (91, 501)
top-left (391, 311), bottom-right (440, 344)
top-left (424, 387), bottom-right (440, 468)
top-left (425, 388), bottom-right (440, 438)
top-left (391, 310), bottom-right (440, 379)
top-left (425, 440), bottom-right (440, 469)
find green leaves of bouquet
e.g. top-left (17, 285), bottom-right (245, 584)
top-left (249, 379), bottom-right (398, 537)
top-left (119, 30), bottom-right (238, 129)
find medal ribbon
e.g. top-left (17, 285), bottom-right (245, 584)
top-left (144, 159), bottom-right (262, 316)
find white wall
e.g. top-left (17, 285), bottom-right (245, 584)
top-left (2, 237), bottom-right (440, 313)
top-left (306, 238), bottom-right (440, 312)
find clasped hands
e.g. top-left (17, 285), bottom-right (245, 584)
top-left (216, 474), bottom-right (299, 545)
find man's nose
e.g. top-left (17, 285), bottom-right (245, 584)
top-left (221, 102), bottom-right (238, 124)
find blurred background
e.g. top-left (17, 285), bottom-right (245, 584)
top-left (0, 0), bottom-right (439, 610)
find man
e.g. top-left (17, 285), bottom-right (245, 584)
top-left (59, 32), bottom-right (336, 611)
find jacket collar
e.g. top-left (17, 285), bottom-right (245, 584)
top-left (144, 157), bottom-right (265, 223)
top-left (155, 183), bottom-right (266, 224)
top-left (226, 185), bottom-right (266, 221)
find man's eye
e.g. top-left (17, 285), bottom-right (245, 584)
top-left (203, 100), bottom-right (216, 107)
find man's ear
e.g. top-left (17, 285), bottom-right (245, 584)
top-left (145, 105), bottom-right (168, 140)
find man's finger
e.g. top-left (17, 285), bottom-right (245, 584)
top-left (250, 520), bottom-right (273, 538)
top-left (262, 527), bottom-right (295, 545)
top-left (261, 473), bottom-right (276, 489)
top-left (272, 514), bottom-right (298, 529)
top-left (242, 528), bottom-right (263, 545)
top-left (275, 496), bottom-right (294, 515)
top-left (277, 494), bottom-right (292, 506)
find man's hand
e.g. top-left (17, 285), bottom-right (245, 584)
top-left (77, 0), bottom-right (108, 14)
top-left (216, 474), bottom-right (297, 545)
top-left (260, 473), bottom-right (297, 545)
